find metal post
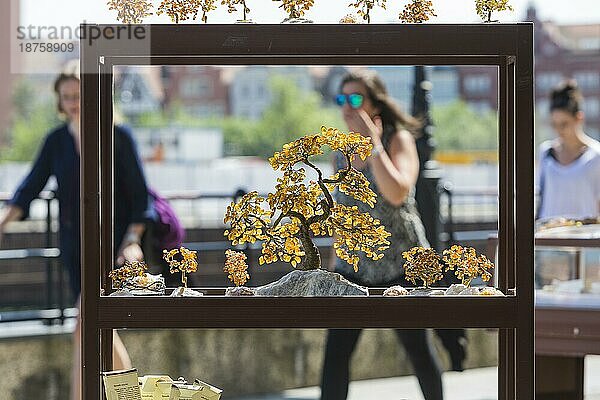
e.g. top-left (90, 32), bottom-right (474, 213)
top-left (412, 66), bottom-right (442, 251)
top-left (44, 196), bottom-right (53, 325)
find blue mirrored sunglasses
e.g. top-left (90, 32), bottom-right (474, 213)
top-left (335, 93), bottom-right (364, 109)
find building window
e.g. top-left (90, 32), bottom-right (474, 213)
top-left (180, 77), bottom-right (213, 98)
top-left (583, 97), bottom-right (600, 118)
top-left (241, 84), bottom-right (249, 97)
top-left (464, 75), bottom-right (491, 95)
top-left (578, 38), bottom-right (600, 50)
top-left (574, 71), bottom-right (600, 90)
top-left (537, 72), bottom-right (563, 93)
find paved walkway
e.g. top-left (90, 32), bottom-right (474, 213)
top-left (232, 356), bottom-right (600, 400)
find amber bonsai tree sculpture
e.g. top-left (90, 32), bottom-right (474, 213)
top-left (222, 0), bottom-right (252, 22)
top-left (399, 0), bottom-right (437, 23)
top-left (442, 245), bottom-right (493, 286)
top-left (224, 250), bottom-right (250, 286)
top-left (109, 260), bottom-right (148, 290)
top-left (224, 126), bottom-right (391, 272)
top-left (107, 0), bottom-right (153, 23)
top-left (349, 0), bottom-right (386, 23)
top-left (157, 0), bottom-right (218, 23)
top-left (273, 0), bottom-right (315, 21)
top-left (163, 246), bottom-right (199, 287)
top-left (402, 247), bottom-right (444, 288)
top-left (475, 0), bottom-right (513, 22)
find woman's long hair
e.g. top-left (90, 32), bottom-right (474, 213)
top-left (340, 69), bottom-right (421, 140)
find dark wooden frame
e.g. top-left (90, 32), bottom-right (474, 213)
top-left (80, 23), bottom-right (534, 400)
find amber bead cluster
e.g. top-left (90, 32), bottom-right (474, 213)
top-left (223, 249), bottom-right (251, 286)
top-left (109, 260), bottom-right (148, 289)
top-left (403, 245), bottom-right (494, 288)
top-left (163, 246), bottom-right (199, 287)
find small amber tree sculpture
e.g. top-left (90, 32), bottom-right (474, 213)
top-left (402, 247), bottom-right (444, 288)
top-left (107, 0), bottom-right (153, 23)
top-left (273, 0), bottom-right (315, 21)
top-left (163, 247), bottom-right (199, 287)
top-left (475, 0), bottom-right (513, 22)
top-left (224, 250), bottom-right (250, 286)
top-left (224, 126), bottom-right (391, 272)
top-left (222, 0), bottom-right (251, 22)
top-left (399, 0), bottom-right (437, 23)
top-left (157, 0), bottom-right (218, 23)
top-left (349, 0), bottom-right (386, 23)
top-left (442, 245), bottom-right (493, 286)
top-left (109, 261), bottom-right (148, 290)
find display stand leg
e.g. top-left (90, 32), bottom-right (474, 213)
top-left (83, 326), bottom-right (101, 400)
top-left (499, 328), bottom-right (516, 400)
top-left (101, 329), bottom-right (114, 372)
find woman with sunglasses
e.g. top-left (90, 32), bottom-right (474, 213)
top-left (321, 70), bottom-right (443, 400)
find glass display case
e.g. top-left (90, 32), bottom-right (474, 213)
top-left (536, 224), bottom-right (600, 295)
top-left (80, 23), bottom-right (534, 400)
top-left (533, 223), bottom-right (600, 400)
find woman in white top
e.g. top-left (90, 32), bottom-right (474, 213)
top-left (537, 80), bottom-right (600, 220)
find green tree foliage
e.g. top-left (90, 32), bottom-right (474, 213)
top-left (1, 80), bottom-right (60, 162)
top-left (136, 75), bottom-right (343, 159)
top-left (224, 76), bottom-right (343, 159)
top-left (430, 100), bottom-right (498, 152)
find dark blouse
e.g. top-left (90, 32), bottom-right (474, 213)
top-left (9, 124), bottom-right (151, 296)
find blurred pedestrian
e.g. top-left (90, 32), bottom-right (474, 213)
top-left (0, 59), bottom-right (152, 400)
top-left (320, 69), bottom-right (444, 400)
top-left (537, 80), bottom-right (600, 220)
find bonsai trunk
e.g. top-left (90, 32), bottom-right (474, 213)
top-left (181, 272), bottom-right (187, 288)
top-left (297, 228), bottom-right (321, 270)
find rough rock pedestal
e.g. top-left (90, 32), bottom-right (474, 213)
top-left (255, 269), bottom-right (368, 296)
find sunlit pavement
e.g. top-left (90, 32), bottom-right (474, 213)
top-left (231, 356), bottom-right (600, 400)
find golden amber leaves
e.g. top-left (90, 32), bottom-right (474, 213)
top-left (402, 247), bottom-right (444, 287)
top-left (109, 260), bottom-right (148, 289)
top-left (224, 250), bottom-right (250, 286)
top-left (475, 0), bottom-right (513, 22)
top-left (348, 0), bottom-right (386, 23)
top-left (107, 0), bottom-right (153, 23)
top-left (339, 14), bottom-right (359, 23)
top-left (329, 204), bottom-right (391, 272)
top-left (163, 246), bottom-right (199, 287)
top-left (225, 126), bottom-right (390, 271)
top-left (399, 0), bottom-right (437, 23)
top-left (402, 245), bottom-right (494, 288)
top-left (157, 0), bottom-right (217, 23)
top-left (273, 0), bottom-right (315, 19)
top-left (222, 0), bottom-right (250, 18)
top-left (442, 245), bottom-right (493, 286)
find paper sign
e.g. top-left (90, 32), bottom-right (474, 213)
top-left (169, 380), bottom-right (222, 400)
top-left (103, 369), bottom-right (142, 400)
top-left (139, 375), bottom-right (174, 400)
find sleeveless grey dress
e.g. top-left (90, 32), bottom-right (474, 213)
top-left (333, 131), bottom-right (429, 286)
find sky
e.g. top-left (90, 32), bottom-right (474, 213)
top-left (18, 0), bottom-right (600, 27)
